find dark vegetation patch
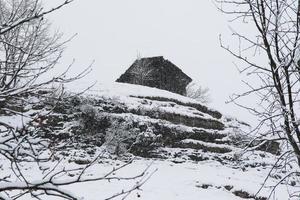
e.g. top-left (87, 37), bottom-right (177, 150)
top-left (191, 129), bottom-right (227, 142)
top-left (150, 123), bottom-right (226, 146)
top-left (224, 185), bottom-right (233, 191)
top-left (129, 104), bottom-right (224, 130)
top-left (174, 141), bottom-right (232, 154)
top-left (251, 140), bottom-right (281, 155)
top-left (233, 190), bottom-right (267, 200)
top-left (196, 184), bottom-right (213, 189)
top-left (73, 159), bottom-right (91, 165)
top-left (0, 95), bottom-right (29, 115)
top-left (188, 154), bottom-right (209, 162)
top-left (197, 184), bottom-right (267, 200)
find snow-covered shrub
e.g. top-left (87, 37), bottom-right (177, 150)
top-left (81, 104), bottom-right (97, 120)
top-left (103, 116), bottom-right (158, 156)
top-left (232, 151), bottom-right (243, 162)
top-left (104, 117), bottom-right (140, 155)
top-left (186, 82), bottom-right (211, 104)
top-left (228, 127), bottom-right (249, 147)
top-left (80, 104), bottom-right (109, 135)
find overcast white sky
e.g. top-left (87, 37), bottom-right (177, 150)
top-left (46, 0), bottom-right (259, 125)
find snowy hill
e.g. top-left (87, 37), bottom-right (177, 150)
top-left (0, 82), bottom-right (297, 199)
top-left (68, 83), bottom-right (278, 159)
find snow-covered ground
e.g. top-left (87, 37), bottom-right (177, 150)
top-left (70, 82), bottom-right (213, 108)
top-left (65, 159), bottom-right (296, 200)
top-left (5, 157), bottom-right (294, 200)
top-left (0, 82), bottom-right (298, 200)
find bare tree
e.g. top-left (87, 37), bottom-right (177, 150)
top-left (0, 0), bottom-right (79, 100)
top-left (0, 1), bottom-right (66, 90)
top-left (186, 82), bottom-right (211, 104)
top-left (0, 0), bottom-right (73, 35)
top-left (216, 0), bottom-right (300, 198)
top-left (0, 0), bottom-right (153, 199)
top-left (130, 58), bottom-right (154, 85)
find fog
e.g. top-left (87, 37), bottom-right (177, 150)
top-left (45, 0), bottom-right (260, 126)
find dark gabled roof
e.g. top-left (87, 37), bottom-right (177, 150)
top-left (130, 56), bottom-right (192, 81)
top-left (116, 56), bottom-right (192, 95)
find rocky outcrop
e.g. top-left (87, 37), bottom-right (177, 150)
top-left (21, 89), bottom-right (280, 163)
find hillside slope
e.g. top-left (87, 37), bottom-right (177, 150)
top-left (60, 83), bottom-right (278, 160)
top-left (0, 82), bottom-right (297, 199)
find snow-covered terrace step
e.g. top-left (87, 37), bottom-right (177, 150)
top-left (84, 83), bottom-right (222, 119)
top-left (108, 112), bottom-right (228, 146)
top-left (130, 95), bottom-right (222, 119)
top-left (189, 129), bottom-right (227, 142)
top-left (99, 100), bottom-right (225, 131)
top-left (156, 127), bottom-right (229, 146)
top-left (80, 83), bottom-right (225, 130)
top-left (173, 139), bottom-right (235, 154)
top-left (128, 108), bottom-right (225, 131)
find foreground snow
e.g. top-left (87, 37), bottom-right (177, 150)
top-left (10, 157), bottom-right (294, 200)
